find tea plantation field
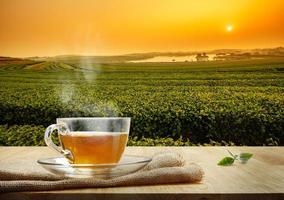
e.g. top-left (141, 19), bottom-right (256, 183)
top-left (0, 57), bottom-right (283, 146)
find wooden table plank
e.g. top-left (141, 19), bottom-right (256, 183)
top-left (0, 147), bottom-right (283, 200)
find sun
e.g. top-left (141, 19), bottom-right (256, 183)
top-left (226, 25), bottom-right (233, 32)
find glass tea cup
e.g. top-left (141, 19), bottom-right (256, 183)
top-left (44, 117), bottom-right (131, 164)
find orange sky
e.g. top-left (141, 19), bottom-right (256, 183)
top-left (0, 0), bottom-right (284, 57)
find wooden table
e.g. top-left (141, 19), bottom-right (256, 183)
top-left (0, 147), bottom-right (283, 200)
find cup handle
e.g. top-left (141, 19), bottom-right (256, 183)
top-left (44, 124), bottom-right (73, 160)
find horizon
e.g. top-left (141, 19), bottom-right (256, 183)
top-left (1, 0), bottom-right (284, 57)
top-left (1, 46), bottom-right (284, 59)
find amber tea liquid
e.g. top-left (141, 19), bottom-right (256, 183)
top-left (59, 132), bottom-right (128, 164)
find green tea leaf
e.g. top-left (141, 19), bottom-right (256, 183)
top-left (218, 157), bottom-right (235, 166)
top-left (239, 153), bottom-right (253, 162)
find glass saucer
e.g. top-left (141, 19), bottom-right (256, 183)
top-left (37, 155), bottom-right (152, 179)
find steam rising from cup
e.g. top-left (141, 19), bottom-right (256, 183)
top-left (54, 53), bottom-right (119, 118)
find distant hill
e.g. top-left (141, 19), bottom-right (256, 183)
top-left (210, 47), bottom-right (284, 55)
top-left (24, 61), bottom-right (76, 71)
top-left (24, 47), bottom-right (284, 63)
top-left (29, 54), bottom-right (154, 64)
top-left (0, 57), bottom-right (37, 70)
top-left (0, 57), bottom-right (76, 71)
top-left (0, 56), bottom-right (34, 64)
top-left (1, 47), bottom-right (284, 70)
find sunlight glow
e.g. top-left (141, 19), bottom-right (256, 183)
top-left (226, 25), bottom-right (233, 32)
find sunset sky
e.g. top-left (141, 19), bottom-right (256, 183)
top-left (0, 0), bottom-right (284, 57)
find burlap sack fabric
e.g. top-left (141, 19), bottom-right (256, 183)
top-left (0, 152), bottom-right (203, 193)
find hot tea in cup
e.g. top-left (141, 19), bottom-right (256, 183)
top-left (44, 118), bottom-right (130, 164)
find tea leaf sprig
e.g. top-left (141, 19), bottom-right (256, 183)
top-left (218, 150), bottom-right (253, 166)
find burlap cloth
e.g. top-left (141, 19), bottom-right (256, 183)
top-left (0, 152), bottom-right (203, 193)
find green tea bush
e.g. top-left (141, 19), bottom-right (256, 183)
top-left (0, 90), bottom-right (283, 145)
top-left (0, 125), bottom-right (46, 146)
top-left (0, 125), bottom-right (279, 146)
top-left (0, 60), bottom-right (284, 146)
top-left (0, 125), bottom-right (195, 146)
